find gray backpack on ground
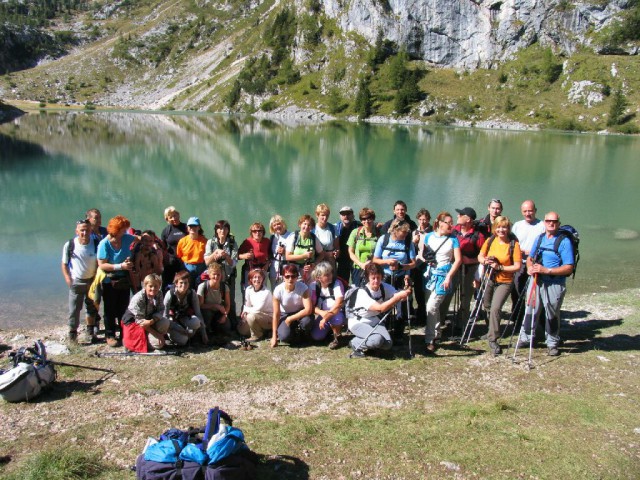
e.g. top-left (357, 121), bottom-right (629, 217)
top-left (0, 340), bottom-right (56, 402)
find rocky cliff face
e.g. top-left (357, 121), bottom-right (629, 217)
top-left (317, 0), bottom-right (631, 69)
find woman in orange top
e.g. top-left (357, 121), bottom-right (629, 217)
top-left (176, 216), bottom-right (207, 287)
top-left (477, 216), bottom-right (522, 356)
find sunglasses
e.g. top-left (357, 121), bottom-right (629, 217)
top-left (251, 230), bottom-right (264, 233)
top-left (283, 274), bottom-right (296, 279)
top-left (544, 219), bottom-right (559, 223)
top-left (360, 217), bottom-right (373, 221)
top-left (76, 219), bottom-right (90, 225)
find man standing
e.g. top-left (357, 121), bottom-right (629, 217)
top-left (86, 208), bottom-right (107, 240)
top-left (517, 212), bottom-right (574, 356)
top-left (511, 200), bottom-right (545, 319)
top-left (380, 200), bottom-right (418, 233)
top-left (334, 206), bottom-right (360, 283)
top-left (61, 219), bottom-right (99, 343)
top-left (477, 199), bottom-right (503, 237)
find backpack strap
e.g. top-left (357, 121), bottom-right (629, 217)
top-left (381, 233), bottom-right (410, 256)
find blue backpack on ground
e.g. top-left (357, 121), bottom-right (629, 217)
top-left (135, 407), bottom-right (256, 480)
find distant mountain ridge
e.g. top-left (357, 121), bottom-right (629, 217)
top-left (0, 0), bottom-right (638, 131)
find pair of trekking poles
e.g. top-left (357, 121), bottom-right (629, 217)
top-left (458, 264), bottom-right (542, 368)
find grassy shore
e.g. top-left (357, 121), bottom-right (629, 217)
top-left (1, 289), bottom-right (639, 479)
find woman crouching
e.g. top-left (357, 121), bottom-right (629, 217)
top-left (164, 270), bottom-right (208, 346)
top-left (121, 274), bottom-right (169, 353)
top-left (270, 264), bottom-right (313, 347)
top-left (347, 263), bottom-right (410, 358)
top-left (309, 261), bottom-right (345, 349)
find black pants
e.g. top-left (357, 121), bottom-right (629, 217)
top-left (102, 282), bottom-right (130, 339)
top-left (383, 273), bottom-right (410, 339)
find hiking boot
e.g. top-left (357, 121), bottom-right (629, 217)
top-left (547, 347), bottom-right (560, 357)
top-left (425, 342), bottom-right (437, 355)
top-left (349, 349), bottom-right (366, 359)
top-left (106, 336), bottom-right (119, 348)
top-left (329, 335), bottom-right (340, 350)
top-left (488, 341), bottom-right (502, 356)
top-left (246, 336), bottom-right (262, 343)
top-left (82, 326), bottom-right (94, 344)
top-left (516, 340), bottom-right (530, 350)
top-left (68, 331), bottom-right (78, 344)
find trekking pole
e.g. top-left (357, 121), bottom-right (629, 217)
top-left (93, 350), bottom-right (182, 358)
top-left (405, 275), bottom-right (414, 359)
top-left (513, 273), bottom-right (538, 367)
top-left (503, 276), bottom-right (530, 346)
top-left (49, 360), bottom-right (115, 373)
top-left (460, 267), bottom-right (493, 346)
top-left (450, 278), bottom-right (461, 340)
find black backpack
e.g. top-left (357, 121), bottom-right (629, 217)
top-left (532, 225), bottom-right (580, 278)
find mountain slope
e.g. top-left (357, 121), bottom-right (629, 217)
top-left (0, 0), bottom-right (638, 131)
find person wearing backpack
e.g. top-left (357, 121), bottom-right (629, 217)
top-left (61, 219), bottom-right (99, 343)
top-left (411, 208), bottom-right (433, 326)
top-left (439, 207), bottom-right (486, 334)
top-left (516, 212), bottom-right (574, 357)
top-left (197, 263), bottom-right (231, 344)
top-left (270, 264), bottom-right (313, 347)
top-left (160, 206), bottom-right (188, 289)
top-left (164, 270), bottom-right (208, 346)
top-left (285, 214), bottom-right (324, 284)
top-left (313, 203), bottom-right (340, 269)
top-left (121, 274), bottom-right (169, 353)
top-left (373, 218), bottom-right (416, 340)
top-left (423, 212), bottom-right (462, 354)
top-left (309, 261), bottom-right (346, 349)
top-left (335, 205), bottom-right (361, 283)
top-left (268, 214), bottom-right (292, 289)
top-left (346, 263), bottom-right (411, 358)
top-left (347, 207), bottom-right (379, 287)
top-left (204, 220), bottom-right (239, 324)
top-left (477, 216), bottom-right (522, 355)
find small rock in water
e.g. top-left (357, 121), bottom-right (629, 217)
top-left (44, 341), bottom-right (70, 355)
top-left (440, 461), bottom-right (460, 471)
top-left (191, 374), bottom-right (209, 385)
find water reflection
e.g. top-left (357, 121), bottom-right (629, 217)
top-left (0, 111), bottom-right (638, 327)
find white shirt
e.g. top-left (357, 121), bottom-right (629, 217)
top-left (512, 219), bottom-right (545, 256)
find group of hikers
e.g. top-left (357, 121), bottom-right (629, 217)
top-left (61, 199), bottom-right (576, 358)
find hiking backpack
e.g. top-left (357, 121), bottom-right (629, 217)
top-left (0, 340), bottom-right (56, 402)
top-left (135, 407), bottom-right (256, 480)
top-left (532, 225), bottom-right (580, 278)
top-left (344, 284), bottom-right (387, 319)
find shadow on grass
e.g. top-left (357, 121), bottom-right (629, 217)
top-left (562, 317), bottom-right (638, 352)
top-left (254, 453), bottom-right (309, 480)
top-left (38, 371), bottom-right (115, 402)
